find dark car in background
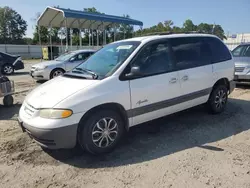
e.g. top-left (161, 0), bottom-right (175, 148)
top-left (0, 52), bottom-right (24, 75)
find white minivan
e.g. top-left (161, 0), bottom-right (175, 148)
top-left (18, 34), bottom-right (235, 154)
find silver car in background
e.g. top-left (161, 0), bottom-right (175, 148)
top-left (30, 49), bottom-right (96, 81)
top-left (232, 43), bottom-right (250, 82)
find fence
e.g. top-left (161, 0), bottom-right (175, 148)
top-left (0, 42), bottom-right (246, 59)
top-left (0, 44), bottom-right (101, 59)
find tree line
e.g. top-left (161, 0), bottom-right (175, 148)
top-left (0, 6), bottom-right (227, 46)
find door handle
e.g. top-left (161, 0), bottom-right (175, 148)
top-left (169, 78), bottom-right (177, 83)
top-left (182, 75), bottom-right (189, 81)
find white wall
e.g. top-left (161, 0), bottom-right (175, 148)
top-left (224, 33), bottom-right (250, 50)
top-left (0, 44), bottom-right (101, 59)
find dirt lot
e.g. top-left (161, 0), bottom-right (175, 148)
top-left (1, 62), bottom-right (250, 188)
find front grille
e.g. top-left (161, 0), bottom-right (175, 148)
top-left (235, 67), bottom-right (245, 72)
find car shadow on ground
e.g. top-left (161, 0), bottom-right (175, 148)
top-left (11, 71), bottom-right (30, 76)
top-left (236, 82), bottom-right (250, 89)
top-left (44, 97), bottom-right (250, 168)
top-left (0, 103), bottom-right (21, 120)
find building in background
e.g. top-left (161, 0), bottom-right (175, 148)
top-left (224, 33), bottom-right (250, 50)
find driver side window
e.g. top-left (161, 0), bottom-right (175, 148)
top-left (232, 45), bottom-right (246, 57)
top-left (131, 41), bottom-right (174, 76)
top-left (71, 53), bottom-right (89, 62)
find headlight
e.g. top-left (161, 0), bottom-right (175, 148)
top-left (35, 66), bottom-right (48, 71)
top-left (39, 109), bottom-right (73, 119)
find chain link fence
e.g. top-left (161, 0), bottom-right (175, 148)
top-left (0, 44), bottom-right (100, 59)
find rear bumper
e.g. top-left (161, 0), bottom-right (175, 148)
top-left (17, 118), bottom-right (78, 149)
top-left (13, 60), bottom-right (24, 70)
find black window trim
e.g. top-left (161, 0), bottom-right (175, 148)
top-left (119, 38), bottom-right (176, 81)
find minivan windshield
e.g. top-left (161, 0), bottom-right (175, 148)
top-left (55, 52), bottom-right (76, 61)
top-left (70, 41), bottom-right (140, 78)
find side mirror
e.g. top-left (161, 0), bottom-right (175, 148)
top-left (126, 66), bottom-right (143, 78)
top-left (69, 57), bottom-right (76, 62)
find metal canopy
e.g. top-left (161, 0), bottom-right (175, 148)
top-left (37, 6), bottom-right (143, 29)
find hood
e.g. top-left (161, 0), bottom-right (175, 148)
top-left (234, 57), bottom-right (250, 66)
top-left (25, 76), bottom-right (99, 109)
top-left (33, 60), bottom-right (63, 68)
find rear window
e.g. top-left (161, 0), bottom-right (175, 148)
top-left (207, 37), bottom-right (232, 63)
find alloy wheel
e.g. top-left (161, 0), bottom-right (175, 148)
top-left (91, 117), bottom-right (118, 148)
top-left (214, 89), bottom-right (227, 109)
top-left (52, 70), bottom-right (63, 78)
top-left (3, 65), bottom-right (13, 74)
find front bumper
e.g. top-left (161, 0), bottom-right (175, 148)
top-left (30, 69), bottom-right (50, 81)
top-left (13, 60), bottom-right (24, 70)
top-left (17, 118), bottom-right (78, 149)
top-left (234, 74), bottom-right (250, 82)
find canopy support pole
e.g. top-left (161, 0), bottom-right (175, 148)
top-left (60, 30), bottom-right (63, 54)
top-left (78, 20), bottom-right (82, 47)
top-left (114, 25), bottom-right (116, 42)
top-left (96, 33), bottom-right (98, 48)
top-left (89, 29), bottom-right (91, 46)
top-left (92, 28), bottom-right (94, 46)
top-left (49, 26), bottom-right (53, 60)
top-left (70, 29), bottom-right (73, 50)
top-left (65, 19), bottom-right (68, 52)
top-left (38, 26), bottom-right (42, 61)
top-left (96, 22), bottom-right (103, 47)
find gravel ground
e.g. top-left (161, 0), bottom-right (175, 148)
top-left (1, 62), bottom-right (250, 188)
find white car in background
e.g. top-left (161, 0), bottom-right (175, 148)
top-left (19, 34), bottom-right (235, 155)
top-left (30, 49), bottom-right (96, 80)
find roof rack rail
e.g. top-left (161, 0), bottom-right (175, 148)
top-left (144, 31), bottom-right (206, 36)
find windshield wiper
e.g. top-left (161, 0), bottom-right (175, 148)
top-left (73, 68), bottom-right (98, 79)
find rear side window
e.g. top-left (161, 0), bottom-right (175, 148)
top-left (171, 37), bottom-right (212, 70)
top-left (207, 37), bottom-right (232, 63)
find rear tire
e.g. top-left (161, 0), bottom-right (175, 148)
top-left (50, 68), bottom-right (65, 79)
top-left (78, 110), bottom-right (125, 155)
top-left (207, 85), bottom-right (228, 114)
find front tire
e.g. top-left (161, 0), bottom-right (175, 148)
top-left (207, 85), bottom-right (228, 114)
top-left (78, 110), bottom-right (125, 155)
top-left (50, 68), bottom-right (65, 79)
top-left (2, 64), bottom-right (14, 75)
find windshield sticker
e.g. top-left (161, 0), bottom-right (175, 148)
top-left (117, 45), bottom-right (133, 50)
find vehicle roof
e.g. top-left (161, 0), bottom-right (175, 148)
top-left (117, 33), bottom-right (219, 43)
top-left (71, 49), bottom-right (96, 53)
top-left (0, 51), bottom-right (17, 56)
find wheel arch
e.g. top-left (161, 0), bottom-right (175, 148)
top-left (77, 102), bottom-right (129, 133)
top-left (212, 78), bottom-right (230, 92)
